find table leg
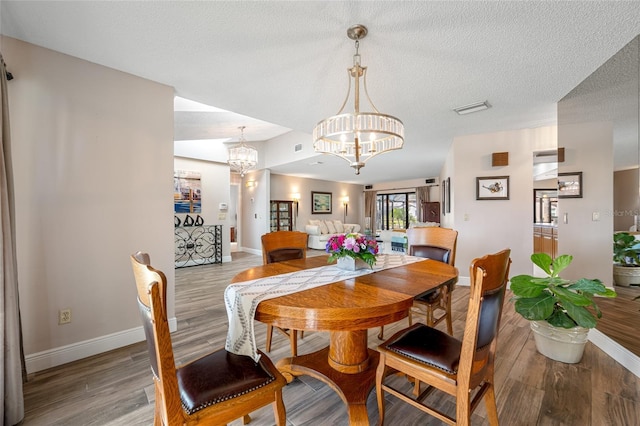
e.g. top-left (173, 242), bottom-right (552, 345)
top-left (275, 330), bottom-right (377, 425)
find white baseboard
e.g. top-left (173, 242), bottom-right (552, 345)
top-left (589, 328), bottom-right (640, 378)
top-left (242, 247), bottom-right (261, 256)
top-left (25, 317), bottom-right (178, 374)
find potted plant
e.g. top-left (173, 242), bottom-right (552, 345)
top-left (613, 232), bottom-right (640, 287)
top-left (511, 253), bottom-right (617, 363)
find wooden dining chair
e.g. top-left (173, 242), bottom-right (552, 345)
top-left (261, 231), bottom-right (308, 356)
top-left (407, 227), bottom-right (458, 333)
top-left (377, 227), bottom-right (458, 340)
top-left (375, 249), bottom-right (511, 426)
top-left (130, 252), bottom-right (286, 426)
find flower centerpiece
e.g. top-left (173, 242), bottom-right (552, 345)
top-left (326, 233), bottom-right (379, 270)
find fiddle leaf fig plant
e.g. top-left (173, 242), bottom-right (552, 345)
top-left (511, 253), bottom-right (617, 329)
top-left (613, 232), bottom-right (640, 266)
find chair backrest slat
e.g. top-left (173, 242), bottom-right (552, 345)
top-left (261, 231), bottom-right (308, 265)
top-left (130, 253), bottom-right (181, 424)
top-left (406, 227), bottom-right (458, 266)
top-left (458, 249), bottom-right (511, 387)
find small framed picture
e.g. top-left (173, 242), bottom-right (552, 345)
top-left (311, 191), bottom-right (332, 214)
top-left (558, 172), bottom-right (582, 198)
top-left (476, 176), bottom-right (509, 200)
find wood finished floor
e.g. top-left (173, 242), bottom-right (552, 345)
top-left (21, 251), bottom-right (640, 425)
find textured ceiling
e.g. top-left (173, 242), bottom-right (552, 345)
top-left (2, 1), bottom-right (640, 184)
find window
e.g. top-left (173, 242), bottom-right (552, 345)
top-left (376, 192), bottom-right (417, 231)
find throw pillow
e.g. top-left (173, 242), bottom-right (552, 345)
top-left (326, 220), bottom-right (337, 234)
top-left (333, 220), bottom-right (345, 233)
top-left (343, 224), bottom-right (354, 233)
top-left (319, 220), bottom-right (329, 234)
top-left (309, 219), bottom-right (320, 227)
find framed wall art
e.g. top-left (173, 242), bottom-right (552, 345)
top-left (442, 177), bottom-right (451, 215)
top-left (558, 172), bottom-right (582, 198)
top-left (476, 176), bottom-right (509, 200)
top-left (174, 169), bottom-right (202, 213)
top-left (311, 191), bottom-right (332, 214)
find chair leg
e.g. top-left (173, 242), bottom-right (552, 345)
top-left (153, 382), bottom-right (163, 426)
top-left (273, 389), bottom-right (286, 426)
top-left (289, 330), bottom-right (298, 357)
top-left (412, 379), bottom-right (421, 397)
top-left (445, 295), bottom-right (453, 335)
top-left (266, 325), bottom-right (274, 352)
top-left (426, 304), bottom-right (435, 327)
top-left (377, 326), bottom-right (385, 340)
top-left (242, 414), bottom-right (251, 424)
top-left (484, 384), bottom-right (499, 426)
top-left (455, 389), bottom-right (472, 426)
top-left (375, 354), bottom-right (388, 426)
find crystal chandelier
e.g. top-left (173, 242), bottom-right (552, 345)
top-left (227, 126), bottom-right (258, 177)
top-left (313, 24), bottom-right (404, 175)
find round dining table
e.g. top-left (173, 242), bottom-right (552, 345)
top-left (231, 255), bottom-right (458, 425)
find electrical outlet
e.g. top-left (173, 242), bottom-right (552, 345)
top-left (59, 308), bottom-right (71, 325)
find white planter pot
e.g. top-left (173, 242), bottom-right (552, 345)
top-left (530, 320), bottom-right (589, 364)
top-left (613, 264), bottom-right (640, 287)
top-left (336, 256), bottom-right (370, 271)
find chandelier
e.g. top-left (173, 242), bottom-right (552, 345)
top-left (313, 24), bottom-right (404, 175)
top-left (227, 126), bottom-right (258, 177)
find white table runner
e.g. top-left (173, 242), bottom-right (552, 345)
top-left (224, 254), bottom-right (425, 361)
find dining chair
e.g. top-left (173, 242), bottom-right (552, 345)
top-left (377, 227), bottom-right (458, 340)
top-left (130, 252), bottom-right (286, 426)
top-left (375, 249), bottom-right (511, 426)
top-left (261, 231), bottom-right (308, 356)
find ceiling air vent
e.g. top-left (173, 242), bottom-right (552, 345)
top-left (294, 143), bottom-right (303, 152)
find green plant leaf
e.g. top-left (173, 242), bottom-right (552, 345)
top-left (514, 295), bottom-right (555, 320)
top-left (530, 253), bottom-right (552, 275)
top-left (566, 278), bottom-right (607, 295)
top-left (510, 275), bottom-right (546, 297)
top-left (550, 254), bottom-right (573, 277)
top-left (553, 286), bottom-right (593, 307)
top-left (547, 310), bottom-right (578, 328)
top-left (563, 303), bottom-right (597, 328)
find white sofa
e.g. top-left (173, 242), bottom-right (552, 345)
top-left (305, 219), bottom-right (361, 250)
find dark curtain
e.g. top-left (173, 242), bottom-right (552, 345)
top-left (415, 186), bottom-right (430, 221)
top-left (364, 190), bottom-right (376, 232)
top-left (0, 53), bottom-right (25, 425)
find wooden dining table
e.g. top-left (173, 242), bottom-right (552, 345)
top-left (230, 255), bottom-right (458, 425)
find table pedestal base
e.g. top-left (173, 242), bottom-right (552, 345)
top-left (276, 346), bottom-right (379, 426)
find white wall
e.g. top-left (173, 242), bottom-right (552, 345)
top-left (174, 157), bottom-right (232, 262)
top-left (240, 169), bottom-right (271, 254)
top-left (3, 37), bottom-right (175, 372)
top-left (449, 126), bottom-right (557, 281)
top-left (557, 122), bottom-right (613, 283)
top-left (264, 130), bottom-right (316, 167)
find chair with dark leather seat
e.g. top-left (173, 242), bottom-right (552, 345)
top-left (260, 231), bottom-right (308, 356)
top-left (130, 252), bottom-right (286, 426)
top-left (407, 227), bottom-right (458, 334)
top-left (375, 249), bottom-right (511, 426)
top-left (377, 227), bottom-right (458, 340)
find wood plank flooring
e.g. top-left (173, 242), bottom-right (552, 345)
top-left (596, 285), bottom-right (640, 357)
top-left (21, 251), bottom-right (640, 425)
